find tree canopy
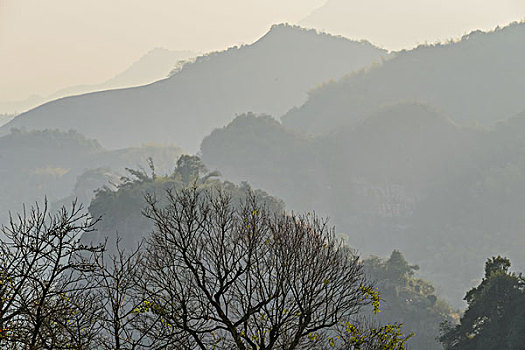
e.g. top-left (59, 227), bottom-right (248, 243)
top-left (87, 155), bottom-right (284, 252)
top-left (363, 251), bottom-right (455, 350)
top-left (440, 256), bottom-right (525, 349)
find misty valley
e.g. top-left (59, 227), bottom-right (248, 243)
top-left (1, 20), bottom-right (525, 350)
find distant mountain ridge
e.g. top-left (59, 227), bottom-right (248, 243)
top-left (0, 48), bottom-right (197, 115)
top-left (282, 21), bottom-right (525, 134)
top-left (0, 114), bottom-right (16, 127)
top-left (2, 24), bottom-right (387, 152)
top-left (299, 0), bottom-right (525, 50)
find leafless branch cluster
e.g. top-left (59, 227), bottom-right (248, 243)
top-left (0, 200), bottom-right (103, 349)
top-left (0, 188), bottom-right (407, 349)
top-left (139, 188), bottom-right (372, 350)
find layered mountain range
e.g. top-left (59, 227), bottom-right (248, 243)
top-left (3, 21), bottom-right (525, 310)
top-left (2, 24), bottom-right (386, 152)
top-left (283, 21), bottom-right (525, 133)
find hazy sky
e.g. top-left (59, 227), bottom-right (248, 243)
top-left (301, 0), bottom-right (525, 51)
top-left (0, 0), bottom-right (323, 103)
top-left (1, 0), bottom-right (524, 104)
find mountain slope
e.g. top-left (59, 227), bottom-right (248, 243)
top-left (2, 24), bottom-right (387, 152)
top-left (0, 114), bottom-right (16, 127)
top-left (202, 103), bottom-right (475, 221)
top-left (282, 22), bottom-right (525, 134)
top-left (0, 48), bottom-right (197, 115)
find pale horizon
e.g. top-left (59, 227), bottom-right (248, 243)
top-left (1, 0), bottom-right (524, 108)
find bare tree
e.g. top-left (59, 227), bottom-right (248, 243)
top-left (81, 237), bottom-right (169, 350)
top-left (53, 289), bottom-right (105, 350)
top-left (0, 200), bottom-right (103, 349)
top-left (138, 187), bottom-right (377, 350)
top-left (0, 192), bottom-right (411, 349)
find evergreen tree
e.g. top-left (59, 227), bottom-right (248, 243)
top-left (440, 256), bottom-right (525, 349)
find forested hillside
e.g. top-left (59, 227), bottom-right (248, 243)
top-left (2, 24), bottom-right (386, 152)
top-left (201, 105), bottom-right (525, 306)
top-left (282, 22), bottom-right (525, 134)
top-left (440, 256), bottom-right (525, 349)
top-left (86, 155), bottom-right (284, 251)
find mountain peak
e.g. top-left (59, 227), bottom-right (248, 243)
top-left (3, 23), bottom-right (386, 152)
top-left (255, 23), bottom-right (381, 50)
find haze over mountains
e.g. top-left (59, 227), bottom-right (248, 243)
top-left (0, 128), bottom-right (183, 226)
top-left (196, 21), bottom-right (525, 308)
top-left (201, 102), bottom-right (525, 307)
top-left (3, 17), bottom-right (525, 345)
top-left (2, 25), bottom-right (387, 152)
top-left (300, 0), bottom-right (525, 50)
top-left (0, 48), bottom-right (197, 115)
top-left (4, 0), bottom-right (525, 344)
top-left (283, 21), bottom-right (525, 134)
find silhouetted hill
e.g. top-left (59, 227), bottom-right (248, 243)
top-left (2, 24), bottom-right (387, 152)
top-left (282, 22), bottom-right (525, 134)
top-left (202, 104), bottom-right (474, 217)
top-left (201, 113), bottom-right (318, 212)
top-left (101, 48), bottom-right (197, 88)
top-left (325, 104), bottom-right (474, 186)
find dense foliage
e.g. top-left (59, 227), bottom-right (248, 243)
top-left (363, 251), bottom-right (456, 349)
top-left (87, 155), bottom-right (284, 252)
top-left (2, 16), bottom-right (525, 350)
top-left (440, 257), bottom-right (525, 349)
